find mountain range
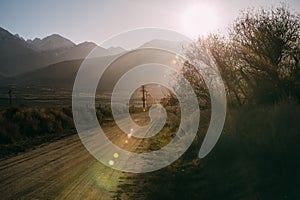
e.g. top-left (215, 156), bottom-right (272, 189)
top-left (0, 27), bottom-right (124, 76)
top-left (0, 27), bottom-right (188, 90)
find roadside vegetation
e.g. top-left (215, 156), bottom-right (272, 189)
top-left (0, 105), bottom-right (115, 158)
top-left (0, 106), bottom-right (75, 158)
top-left (116, 4), bottom-right (300, 199)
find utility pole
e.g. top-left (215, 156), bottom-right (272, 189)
top-left (141, 85), bottom-right (147, 110)
top-left (8, 89), bottom-right (12, 106)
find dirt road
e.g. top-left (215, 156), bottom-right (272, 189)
top-left (0, 113), bottom-right (153, 200)
top-left (0, 134), bottom-right (122, 199)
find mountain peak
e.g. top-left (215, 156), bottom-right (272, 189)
top-left (77, 41), bottom-right (97, 48)
top-left (0, 27), bottom-right (14, 40)
top-left (107, 46), bottom-right (125, 54)
top-left (27, 34), bottom-right (75, 51)
top-left (44, 34), bottom-right (69, 41)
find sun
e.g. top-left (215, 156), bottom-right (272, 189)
top-left (180, 3), bottom-right (218, 38)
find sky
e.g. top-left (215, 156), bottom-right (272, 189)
top-left (1, 0), bottom-right (300, 46)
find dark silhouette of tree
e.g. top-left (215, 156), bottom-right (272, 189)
top-left (185, 35), bottom-right (251, 106)
top-left (230, 4), bottom-right (300, 103)
top-left (184, 4), bottom-right (300, 105)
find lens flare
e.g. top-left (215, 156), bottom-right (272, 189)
top-left (113, 153), bottom-right (119, 158)
top-left (108, 160), bottom-right (114, 166)
top-left (72, 28), bottom-right (227, 173)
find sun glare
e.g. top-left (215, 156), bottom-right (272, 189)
top-left (180, 3), bottom-right (218, 38)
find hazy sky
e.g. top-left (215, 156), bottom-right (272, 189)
top-left (1, 0), bottom-right (300, 45)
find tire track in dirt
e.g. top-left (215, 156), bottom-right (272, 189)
top-left (0, 113), bottom-right (152, 200)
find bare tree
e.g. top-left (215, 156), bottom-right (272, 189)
top-left (230, 4), bottom-right (300, 102)
top-left (183, 4), bottom-right (300, 105)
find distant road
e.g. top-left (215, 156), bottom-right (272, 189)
top-left (0, 113), bottom-right (153, 200)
